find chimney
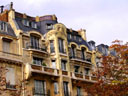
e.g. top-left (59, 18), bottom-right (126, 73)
top-left (80, 29), bottom-right (87, 40)
top-left (10, 2), bottom-right (13, 10)
top-left (0, 6), bottom-right (4, 13)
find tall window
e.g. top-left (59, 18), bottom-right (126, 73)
top-left (0, 22), bottom-right (7, 31)
top-left (61, 60), bottom-right (67, 71)
top-left (85, 68), bottom-right (90, 75)
top-left (30, 35), bottom-right (39, 49)
top-left (71, 45), bottom-right (76, 58)
top-left (63, 82), bottom-right (69, 96)
top-left (81, 48), bottom-right (86, 60)
top-left (34, 80), bottom-right (46, 96)
top-left (58, 38), bottom-right (64, 53)
top-left (6, 67), bottom-right (15, 89)
top-left (54, 82), bottom-right (58, 94)
top-left (74, 66), bottom-right (80, 73)
top-left (52, 60), bottom-right (56, 68)
top-left (33, 57), bottom-right (43, 66)
top-left (3, 40), bottom-right (11, 53)
top-left (50, 40), bottom-right (55, 53)
top-left (77, 87), bottom-right (81, 96)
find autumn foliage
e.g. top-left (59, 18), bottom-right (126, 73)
top-left (85, 40), bottom-right (128, 96)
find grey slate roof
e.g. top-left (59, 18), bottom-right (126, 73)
top-left (15, 17), bottom-right (40, 32)
top-left (67, 29), bottom-right (92, 51)
top-left (0, 21), bottom-right (16, 37)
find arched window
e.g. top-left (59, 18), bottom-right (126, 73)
top-left (71, 44), bottom-right (76, 58)
top-left (81, 47), bottom-right (86, 60)
top-left (30, 34), bottom-right (40, 49)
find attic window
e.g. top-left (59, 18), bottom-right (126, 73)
top-left (31, 22), bottom-right (37, 29)
top-left (46, 23), bottom-right (53, 30)
top-left (22, 20), bottom-right (29, 26)
top-left (0, 22), bottom-right (7, 32)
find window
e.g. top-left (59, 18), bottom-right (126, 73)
top-left (33, 57), bottom-right (43, 66)
top-left (77, 87), bottom-right (81, 96)
top-left (52, 60), bottom-right (56, 68)
top-left (61, 60), bottom-right (67, 71)
top-left (63, 82), bottom-right (69, 96)
top-left (3, 40), bottom-right (11, 53)
top-left (85, 68), bottom-right (90, 75)
top-left (71, 45), bottom-right (76, 58)
top-left (30, 35), bottom-right (39, 49)
top-left (74, 66), bottom-right (80, 73)
top-left (22, 20), bottom-right (29, 26)
top-left (46, 23), bottom-right (53, 29)
top-left (32, 22), bottom-right (37, 29)
top-left (50, 40), bottom-right (55, 53)
top-left (0, 22), bottom-right (7, 31)
top-left (58, 38), bottom-right (64, 53)
top-left (34, 80), bottom-right (46, 96)
top-left (6, 67), bottom-right (15, 89)
top-left (67, 33), bottom-right (72, 39)
top-left (81, 48), bottom-right (86, 60)
top-left (54, 82), bottom-right (58, 94)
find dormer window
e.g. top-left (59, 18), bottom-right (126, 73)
top-left (22, 20), bottom-right (29, 26)
top-left (46, 23), bottom-right (53, 30)
top-left (0, 22), bottom-right (7, 32)
top-left (32, 22), bottom-right (37, 29)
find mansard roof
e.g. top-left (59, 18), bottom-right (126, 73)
top-left (67, 29), bottom-right (92, 51)
top-left (0, 21), bottom-right (16, 37)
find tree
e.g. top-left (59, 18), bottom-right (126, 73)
top-left (85, 40), bottom-right (128, 96)
top-left (0, 66), bottom-right (29, 96)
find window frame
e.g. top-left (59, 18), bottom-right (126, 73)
top-left (34, 80), bottom-right (46, 95)
top-left (61, 60), bottom-right (67, 71)
top-left (58, 38), bottom-right (65, 53)
top-left (50, 40), bottom-right (55, 53)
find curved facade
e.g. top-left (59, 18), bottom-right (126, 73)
top-left (0, 3), bottom-right (97, 96)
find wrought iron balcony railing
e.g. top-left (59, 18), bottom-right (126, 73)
top-left (26, 42), bottom-right (46, 52)
top-left (70, 55), bottom-right (91, 63)
top-left (6, 83), bottom-right (16, 90)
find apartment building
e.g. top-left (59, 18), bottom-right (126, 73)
top-left (0, 3), bottom-right (97, 96)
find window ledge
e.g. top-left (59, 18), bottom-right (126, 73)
top-left (6, 88), bottom-right (17, 91)
top-left (59, 53), bottom-right (67, 56)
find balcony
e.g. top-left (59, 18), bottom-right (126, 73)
top-left (62, 70), bottom-right (68, 76)
top-left (71, 72), bottom-right (97, 82)
top-left (0, 51), bottom-right (22, 64)
top-left (33, 88), bottom-right (49, 96)
top-left (74, 73), bottom-right (83, 79)
top-left (26, 42), bottom-right (47, 53)
top-left (70, 56), bottom-right (92, 64)
top-left (25, 64), bottom-right (59, 79)
top-left (6, 83), bottom-right (16, 90)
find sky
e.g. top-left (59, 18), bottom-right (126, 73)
top-left (1, 0), bottom-right (128, 45)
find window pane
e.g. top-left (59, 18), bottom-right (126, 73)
top-left (58, 38), bottom-right (64, 53)
top-left (52, 60), bottom-right (56, 68)
top-left (3, 40), bottom-right (10, 52)
top-left (54, 82), bottom-right (58, 94)
top-left (34, 80), bottom-right (46, 95)
top-left (50, 40), bottom-right (55, 53)
top-left (63, 82), bottom-right (69, 96)
top-left (6, 67), bottom-right (15, 85)
top-left (77, 87), bottom-right (81, 96)
top-left (61, 60), bottom-right (66, 70)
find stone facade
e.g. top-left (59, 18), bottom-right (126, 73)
top-left (0, 3), bottom-right (98, 96)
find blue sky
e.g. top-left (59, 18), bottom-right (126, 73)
top-left (1, 0), bottom-right (128, 45)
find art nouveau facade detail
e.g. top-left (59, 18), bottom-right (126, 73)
top-left (0, 3), bottom-right (98, 96)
